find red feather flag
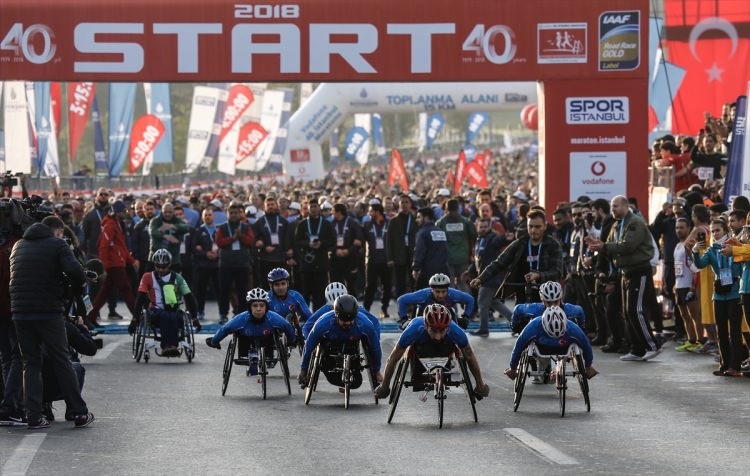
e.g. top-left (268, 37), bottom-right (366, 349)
top-left (387, 148), bottom-right (409, 191)
top-left (129, 114), bottom-right (165, 173)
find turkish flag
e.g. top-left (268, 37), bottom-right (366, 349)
top-left (453, 150), bottom-right (467, 194)
top-left (664, 0), bottom-right (750, 134)
top-left (236, 121), bottom-right (268, 164)
top-left (129, 114), bottom-right (165, 173)
top-left (219, 84), bottom-right (254, 143)
top-left (465, 161), bottom-right (489, 188)
top-left (388, 148), bottom-right (409, 191)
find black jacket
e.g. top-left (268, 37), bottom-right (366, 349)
top-left (10, 223), bottom-right (85, 316)
top-left (477, 234), bottom-right (563, 285)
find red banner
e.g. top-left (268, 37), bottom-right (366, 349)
top-left (387, 148), bottom-right (409, 192)
top-left (67, 82), bottom-right (95, 162)
top-left (664, 0), bottom-right (750, 134)
top-left (0, 0), bottom-right (648, 82)
top-left (465, 161), bottom-right (489, 188)
top-left (236, 121), bottom-right (268, 164)
top-left (453, 150), bottom-right (467, 194)
top-left (219, 84), bottom-right (254, 143)
top-left (50, 82), bottom-right (61, 138)
top-left (129, 114), bottom-right (165, 173)
top-left (481, 149), bottom-right (492, 169)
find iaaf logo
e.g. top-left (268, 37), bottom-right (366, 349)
top-left (566, 96), bottom-right (629, 124)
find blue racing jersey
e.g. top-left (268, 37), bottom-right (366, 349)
top-left (396, 287), bottom-right (475, 319)
top-left (209, 310), bottom-right (296, 346)
top-left (508, 317), bottom-right (593, 369)
top-left (268, 289), bottom-right (312, 322)
top-left (511, 302), bottom-right (586, 329)
top-left (301, 311), bottom-right (381, 372)
top-left (397, 317), bottom-right (469, 349)
top-left (303, 303), bottom-right (380, 339)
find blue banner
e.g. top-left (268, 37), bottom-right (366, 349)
top-left (344, 126), bottom-right (369, 161)
top-left (464, 144), bottom-right (478, 162)
top-left (107, 83), bottom-right (136, 177)
top-left (266, 88), bottom-right (294, 173)
top-left (205, 83), bottom-right (229, 165)
top-left (371, 113), bottom-right (386, 160)
top-left (148, 83), bottom-right (173, 164)
top-left (426, 112), bottom-right (445, 149)
top-left (724, 95), bottom-right (746, 205)
top-left (465, 112), bottom-right (489, 145)
top-left (33, 82), bottom-right (51, 176)
top-left (91, 96), bottom-right (107, 173)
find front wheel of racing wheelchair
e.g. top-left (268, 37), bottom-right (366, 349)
top-left (221, 331), bottom-right (291, 399)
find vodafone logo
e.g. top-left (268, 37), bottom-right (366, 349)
top-left (591, 161), bottom-right (606, 176)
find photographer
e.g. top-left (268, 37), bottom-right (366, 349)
top-left (10, 215), bottom-right (94, 429)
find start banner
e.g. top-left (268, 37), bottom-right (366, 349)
top-left (0, 0), bottom-right (647, 81)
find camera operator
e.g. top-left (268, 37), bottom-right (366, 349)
top-left (9, 215), bottom-right (94, 429)
top-left (42, 315), bottom-right (100, 421)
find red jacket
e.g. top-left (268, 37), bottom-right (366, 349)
top-left (98, 214), bottom-right (134, 269)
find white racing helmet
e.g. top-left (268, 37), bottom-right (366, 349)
top-left (325, 282), bottom-right (348, 306)
top-left (542, 306), bottom-right (568, 338)
top-left (539, 281), bottom-right (562, 303)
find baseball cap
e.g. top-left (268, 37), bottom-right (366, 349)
top-left (210, 198), bottom-right (223, 209)
top-left (321, 201), bottom-right (333, 210)
top-left (111, 200), bottom-right (127, 213)
top-left (245, 205), bottom-right (258, 216)
top-left (289, 202), bottom-right (301, 211)
top-left (437, 188), bottom-right (450, 197)
top-left (512, 191), bottom-right (529, 201)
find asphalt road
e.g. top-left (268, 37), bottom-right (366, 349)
top-left (1, 304), bottom-right (748, 475)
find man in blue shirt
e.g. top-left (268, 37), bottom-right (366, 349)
top-left (504, 306), bottom-right (598, 381)
top-left (374, 304), bottom-right (490, 399)
top-left (298, 295), bottom-right (381, 389)
top-left (302, 282), bottom-right (380, 340)
top-left (397, 273), bottom-right (475, 329)
top-left (205, 288), bottom-right (296, 375)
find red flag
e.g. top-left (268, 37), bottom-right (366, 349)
top-left (465, 161), bottom-right (489, 188)
top-left (219, 84), bottom-right (254, 143)
top-left (129, 114), bottom-right (165, 173)
top-left (387, 148), bottom-right (409, 191)
top-left (481, 149), bottom-right (492, 169)
top-left (50, 82), bottom-right (61, 138)
top-left (453, 150), bottom-right (467, 194)
top-left (446, 170), bottom-right (455, 187)
top-left (67, 82), bottom-right (95, 163)
top-left (664, 0), bottom-right (750, 134)
top-left (236, 121), bottom-right (268, 164)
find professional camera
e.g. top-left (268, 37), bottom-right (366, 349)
top-left (1, 170), bottom-right (22, 188)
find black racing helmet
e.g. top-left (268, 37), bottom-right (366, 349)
top-left (333, 294), bottom-right (358, 322)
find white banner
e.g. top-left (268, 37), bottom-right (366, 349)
top-left (354, 113), bottom-right (371, 165)
top-left (217, 120), bottom-right (238, 175)
top-left (184, 86), bottom-right (221, 173)
top-left (2, 82), bottom-right (32, 173)
top-left (300, 83), bottom-right (314, 105)
top-left (45, 101), bottom-right (60, 178)
top-left (235, 83), bottom-right (268, 171)
top-left (569, 151), bottom-right (627, 200)
top-left (256, 89), bottom-right (286, 171)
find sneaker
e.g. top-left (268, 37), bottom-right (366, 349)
top-left (107, 311), bottom-right (124, 320)
top-left (219, 315), bottom-right (228, 324)
top-left (470, 330), bottom-right (490, 337)
top-left (695, 340), bottom-right (717, 354)
top-left (42, 402), bottom-right (55, 421)
top-left (642, 348), bottom-right (663, 361)
top-left (741, 360), bottom-right (750, 372)
top-left (248, 352), bottom-right (259, 376)
top-left (0, 411), bottom-right (27, 426)
top-left (723, 369), bottom-right (742, 377)
top-left (380, 310), bottom-right (390, 319)
top-left (620, 353), bottom-right (644, 362)
top-left (675, 341), bottom-right (696, 352)
top-left (686, 341), bottom-right (704, 352)
top-left (27, 417), bottom-right (51, 430)
top-left (74, 412), bottom-right (95, 428)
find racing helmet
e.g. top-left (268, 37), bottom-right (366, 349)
top-left (424, 303), bottom-right (451, 329)
top-left (267, 267), bottom-right (290, 283)
top-left (333, 294), bottom-right (358, 322)
top-left (542, 306), bottom-right (568, 338)
top-left (539, 281), bottom-right (562, 303)
top-left (325, 282), bottom-right (348, 306)
top-left (152, 249), bottom-right (172, 266)
top-left (246, 287), bottom-right (270, 304)
top-left (428, 273), bottom-right (450, 288)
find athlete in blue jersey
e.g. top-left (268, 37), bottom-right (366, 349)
top-left (298, 295), bottom-right (382, 389)
top-left (302, 282), bottom-right (380, 339)
top-left (504, 306), bottom-right (598, 380)
top-left (266, 267), bottom-right (312, 321)
top-left (396, 273), bottom-right (475, 329)
top-left (511, 280), bottom-right (585, 333)
top-left (374, 304), bottom-right (490, 399)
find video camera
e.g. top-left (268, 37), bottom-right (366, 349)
top-left (1, 170), bottom-right (21, 188)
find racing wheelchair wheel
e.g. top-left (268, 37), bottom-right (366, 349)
top-left (513, 351), bottom-right (529, 412)
top-left (387, 356), bottom-right (410, 424)
top-left (556, 357), bottom-right (567, 418)
top-left (134, 315), bottom-right (149, 363)
top-left (457, 353), bottom-right (478, 423)
top-left (259, 346), bottom-right (268, 400)
top-left (436, 366), bottom-right (445, 429)
top-left (575, 354), bottom-right (590, 412)
top-left (343, 353), bottom-right (353, 410)
top-left (221, 335), bottom-right (237, 396)
top-left (304, 345), bottom-right (323, 405)
top-left (275, 332), bottom-right (292, 396)
top-left (182, 312), bottom-right (195, 363)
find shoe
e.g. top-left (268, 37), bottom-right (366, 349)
top-left (162, 346), bottom-right (180, 357)
top-left (219, 315), bottom-right (228, 324)
top-left (531, 376), bottom-right (544, 384)
top-left (675, 341), bottom-right (695, 352)
top-left (686, 341), bottom-right (704, 352)
top-left (266, 359), bottom-right (277, 369)
top-left (197, 311), bottom-right (205, 321)
top-left (653, 333), bottom-right (666, 349)
top-left (620, 353), bottom-right (644, 362)
top-left (723, 369), bottom-right (742, 377)
top-left (695, 341), bottom-right (717, 354)
top-left (590, 336), bottom-right (608, 346)
top-left (27, 417), bottom-right (51, 430)
top-left (712, 368), bottom-right (728, 376)
top-left (42, 402), bottom-right (55, 421)
top-left (471, 330), bottom-right (490, 337)
top-left (741, 360), bottom-right (750, 372)
top-left (380, 310), bottom-right (390, 319)
top-left (248, 352), bottom-right (259, 376)
top-left (74, 412), bottom-right (95, 428)
top-left (107, 311), bottom-right (124, 320)
top-left (601, 343), bottom-right (620, 353)
top-left (642, 348), bottom-right (663, 361)
top-left (0, 411), bottom-right (27, 426)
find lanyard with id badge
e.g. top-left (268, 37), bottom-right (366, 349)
top-left (265, 215), bottom-right (281, 246)
top-left (336, 217), bottom-right (349, 247)
top-left (372, 221), bottom-right (387, 250)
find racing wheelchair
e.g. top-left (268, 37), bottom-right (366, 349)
top-left (513, 342), bottom-right (590, 417)
top-left (387, 344), bottom-right (478, 428)
top-left (132, 308), bottom-right (195, 363)
top-left (303, 339), bottom-right (379, 409)
top-left (284, 311), bottom-right (305, 358)
top-left (221, 331), bottom-right (292, 399)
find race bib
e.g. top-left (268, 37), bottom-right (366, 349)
top-left (445, 222), bottom-right (464, 232)
top-left (337, 235), bottom-right (344, 247)
top-left (179, 240), bottom-right (186, 254)
top-left (211, 242), bottom-right (219, 252)
top-left (83, 294), bottom-right (93, 314)
top-left (309, 235), bottom-right (319, 243)
top-left (430, 230), bottom-right (447, 242)
top-left (270, 232), bottom-right (280, 245)
top-left (232, 239), bottom-right (240, 251)
top-left (697, 167), bottom-right (714, 180)
top-left (376, 237), bottom-right (384, 250)
top-left (674, 262), bottom-right (684, 277)
top-left (719, 268), bottom-right (733, 285)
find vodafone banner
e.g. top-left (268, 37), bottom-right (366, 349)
top-left (129, 114), bottom-right (165, 173)
top-left (1, 0), bottom-right (646, 82)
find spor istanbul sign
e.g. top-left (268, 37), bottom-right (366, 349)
top-left (565, 96), bottom-right (629, 124)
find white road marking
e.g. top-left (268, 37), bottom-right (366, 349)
top-left (93, 342), bottom-right (121, 360)
top-left (504, 428), bottom-right (579, 465)
top-left (2, 434), bottom-right (46, 475)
